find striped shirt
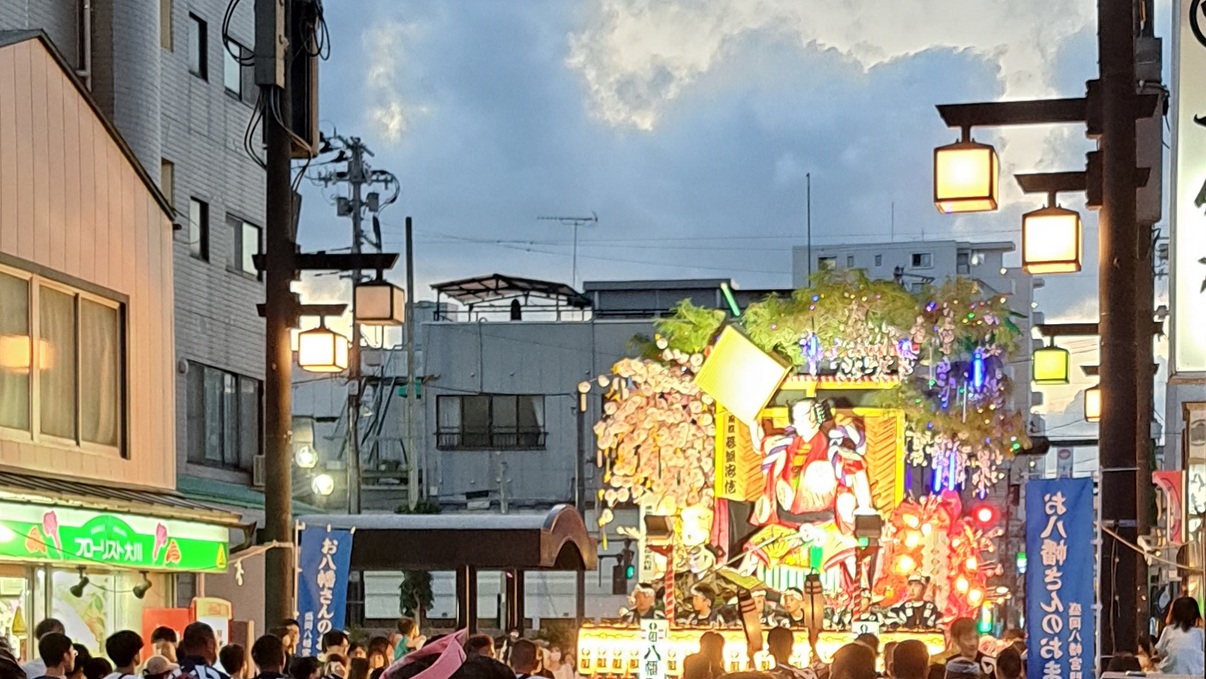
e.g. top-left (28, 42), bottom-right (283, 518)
top-left (179, 656), bottom-right (232, 679)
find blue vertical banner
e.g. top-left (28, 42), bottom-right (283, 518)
top-left (1025, 478), bottom-right (1095, 679)
top-left (296, 525), bottom-right (354, 657)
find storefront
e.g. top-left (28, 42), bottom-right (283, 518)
top-left (0, 494), bottom-right (241, 659)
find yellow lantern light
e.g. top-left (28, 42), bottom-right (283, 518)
top-left (1022, 205), bottom-right (1082, 273)
top-left (297, 323), bottom-right (349, 373)
top-left (354, 279), bottom-right (406, 326)
top-left (693, 325), bottom-right (790, 424)
top-left (1084, 385), bottom-right (1101, 422)
top-left (1032, 344), bottom-right (1071, 385)
top-left (934, 139), bottom-right (999, 213)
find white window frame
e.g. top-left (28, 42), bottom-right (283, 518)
top-left (0, 263), bottom-right (126, 457)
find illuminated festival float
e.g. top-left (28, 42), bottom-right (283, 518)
top-left (576, 272), bottom-right (1028, 676)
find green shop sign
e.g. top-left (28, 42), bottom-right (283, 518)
top-left (0, 501), bottom-right (229, 572)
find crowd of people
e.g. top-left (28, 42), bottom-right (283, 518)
top-left (1, 595), bottom-right (1199, 679)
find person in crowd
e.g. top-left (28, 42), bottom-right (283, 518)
top-left (280, 622), bottom-right (300, 664)
top-left (218, 646), bottom-right (245, 679)
top-left (890, 641), bottom-right (929, 679)
top-left (542, 646), bottom-right (573, 679)
top-left (621, 585), bottom-right (664, 624)
top-left (530, 644), bottom-right (552, 679)
top-left (393, 621), bottom-right (424, 663)
top-left (81, 659), bottom-right (111, 679)
top-left (881, 642), bottom-right (898, 678)
top-left (781, 589), bottom-right (807, 628)
top-left (1154, 595), bottom-right (1205, 676)
top-left (287, 658), bottom-right (319, 679)
top-left (854, 634), bottom-right (880, 660)
top-left (320, 656), bottom-right (347, 679)
top-left (347, 646), bottom-right (365, 663)
top-left (32, 632), bottom-right (75, 679)
top-left (999, 630), bottom-right (1023, 656)
top-left (508, 640), bottom-right (539, 679)
top-left (887, 577), bottom-right (940, 631)
top-left (830, 644), bottom-right (876, 679)
top-left (177, 623), bottom-right (227, 679)
top-left (143, 657), bottom-right (181, 679)
top-left (685, 584), bottom-right (719, 626)
top-left (384, 633), bottom-right (513, 679)
top-left (347, 659), bottom-right (368, 679)
top-left (463, 637), bottom-right (495, 661)
top-left (1135, 634), bottom-right (1157, 673)
top-left (249, 636), bottom-right (287, 679)
top-left (0, 637), bottom-right (24, 679)
top-left (23, 619), bottom-right (66, 678)
top-left (320, 633), bottom-right (349, 663)
top-left (991, 648), bottom-right (1021, 679)
top-left (682, 632), bottom-right (724, 679)
top-left (103, 632), bottom-right (144, 679)
top-left (69, 645), bottom-right (91, 679)
top-left (766, 627), bottom-right (814, 679)
top-left (150, 630), bottom-right (178, 666)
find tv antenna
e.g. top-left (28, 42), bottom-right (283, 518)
top-left (537, 212), bottom-right (598, 289)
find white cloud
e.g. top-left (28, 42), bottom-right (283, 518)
top-left (566, 0), bottom-right (1094, 131)
top-left (362, 20), bottom-right (420, 143)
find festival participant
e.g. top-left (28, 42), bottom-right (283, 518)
top-left (887, 575), bottom-right (940, 630)
top-left (890, 641), bottom-right (930, 679)
top-left (1153, 596), bottom-right (1204, 676)
top-left (684, 584), bottom-right (719, 626)
top-left (620, 584), bottom-right (663, 623)
top-left (781, 588), bottom-right (807, 627)
top-left (753, 589), bottom-right (786, 628)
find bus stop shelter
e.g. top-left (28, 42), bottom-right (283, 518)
top-left (297, 504), bottom-right (597, 632)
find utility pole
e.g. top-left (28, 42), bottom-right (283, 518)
top-left (1097, 0), bottom-right (1140, 658)
top-left (405, 216), bottom-right (418, 510)
top-left (258, 0), bottom-right (296, 628)
top-left (806, 172), bottom-right (812, 280)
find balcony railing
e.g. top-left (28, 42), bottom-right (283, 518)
top-left (435, 428), bottom-right (548, 451)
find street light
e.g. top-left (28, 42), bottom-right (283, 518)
top-left (1022, 203), bottom-right (1082, 274)
top-left (933, 135), bottom-right (999, 213)
top-left (1032, 342), bottom-right (1071, 385)
top-left (1084, 385), bottom-right (1102, 423)
top-left (297, 322), bottom-right (349, 373)
top-left (311, 473), bottom-right (336, 496)
top-left (354, 277), bottom-right (406, 326)
top-left (294, 445), bottom-right (318, 469)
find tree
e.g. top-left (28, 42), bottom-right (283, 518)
top-left (395, 499), bottom-right (441, 627)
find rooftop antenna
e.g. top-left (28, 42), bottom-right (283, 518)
top-left (537, 212), bottom-right (598, 289)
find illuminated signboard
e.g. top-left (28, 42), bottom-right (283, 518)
top-left (0, 501), bottom-right (229, 572)
top-left (1171, 0), bottom-right (1206, 373)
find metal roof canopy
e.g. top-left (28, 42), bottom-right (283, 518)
top-left (296, 504), bottom-right (598, 571)
top-left (431, 274), bottom-right (590, 310)
top-left (0, 472), bottom-right (246, 526)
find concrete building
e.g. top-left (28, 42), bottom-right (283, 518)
top-left (1, 1), bottom-right (274, 631)
top-left (0, 31), bottom-right (240, 658)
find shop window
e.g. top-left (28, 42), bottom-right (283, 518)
top-left (0, 267), bottom-right (124, 452)
top-left (186, 364), bottom-right (260, 471)
top-left (436, 394), bottom-right (545, 450)
top-left (51, 568), bottom-right (170, 655)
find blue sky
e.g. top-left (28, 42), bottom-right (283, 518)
top-left (293, 0), bottom-right (1175, 434)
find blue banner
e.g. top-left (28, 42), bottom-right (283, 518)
top-left (296, 525), bottom-right (353, 657)
top-left (1025, 478), bottom-right (1094, 679)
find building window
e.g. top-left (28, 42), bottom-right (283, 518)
top-left (160, 159), bottom-right (174, 210)
top-left (188, 13), bottom-right (207, 79)
top-left (188, 198), bottom-right (209, 260)
top-left (846, 255), bottom-right (855, 268)
top-left (228, 216), bottom-right (261, 278)
top-left (186, 364), bottom-right (260, 471)
top-left (957, 252), bottom-right (970, 274)
top-left (818, 256), bottom-right (836, 271)
top-left (911, 252), bottom-right (933, 269)
top-left (223, 40), bottom-right (255, 102)
top-left (0, 267), bottom-right (124, 451)
top-left (874, 254), bottom-right (883, 266)
top-left (160, 0), bottom-right (173, 50)
top-left (435, 394), bottom-right (546, 450)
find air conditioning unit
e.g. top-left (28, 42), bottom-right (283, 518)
top-left (252, 454), bottom-right (266, 488)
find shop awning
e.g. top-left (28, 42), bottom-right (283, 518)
top-left (296, 504), bottom-right (598, 571)
top-left (0, 473), bottom-right (243, 526)
top-left (175, 474), bottom-right (323, 516)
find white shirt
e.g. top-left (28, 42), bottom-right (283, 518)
top-left (1155, 625), bottom-right (1205, 676)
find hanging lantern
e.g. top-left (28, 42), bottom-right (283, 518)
top-left (354, 279), bottom-right (406, 325)
top-left (1022, 205), bottom-right (1082, 273)
top-left (934, 139), bottom-right (999, 213)
top-left (801, 573), bottom-right (826, 632)
top-left (1084, 385), bottom-right (1101, 422)
top-left (693, 325), bottom-right (790, 424)
top-left (1032, 344), bottom-right (1071, 385)
top-left (297, 323), bottom-right (349, 373)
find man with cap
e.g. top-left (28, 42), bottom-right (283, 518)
top-left (888, 575), bottom-right (940, 630)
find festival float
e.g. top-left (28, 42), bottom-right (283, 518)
top-left (575, 272), bottom-right (1026, 676)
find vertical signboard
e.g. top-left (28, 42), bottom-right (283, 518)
top-left (296, 525), bottom-right (353, 657)
top-left (1025, 478), bottom-right (1095, 679)
top-left (638, 618), bottom-right (669, 679)
top-left (1171, 0), bottom-right (1206, 373)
